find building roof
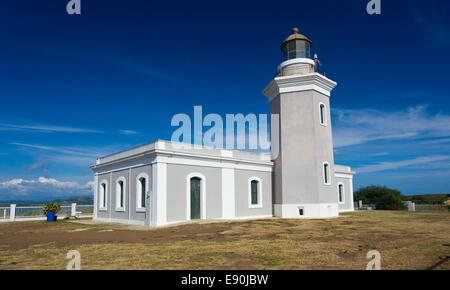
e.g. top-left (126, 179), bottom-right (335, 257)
top-left (90, 140), bottom-right (273, 170)
top-left (334, 164), bottom-right (356, 175)
top-left (281, 27), bottom-right (312, 48)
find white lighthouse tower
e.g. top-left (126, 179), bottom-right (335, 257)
top-left (263, 28), bottom-right (340, 218)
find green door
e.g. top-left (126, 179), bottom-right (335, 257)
top-left (190, 177), bottom-right (201, 219)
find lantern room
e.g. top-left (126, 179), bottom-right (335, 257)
top-left (281, 28), bottom-right (312, 61)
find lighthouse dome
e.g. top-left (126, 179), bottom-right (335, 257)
top-left (281, 28), bottom-right (312, 61)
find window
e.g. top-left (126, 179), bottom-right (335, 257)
top-left (115, 177), bottom-right (126, 210)
top-left (319, 103), bottom-right (327, 126)
top-left (136, 173), bottom-right (149, 211)
top-left (281, 40), bottom-right (311, 61)
top-left (248, 177), bottom-right (262, 208)
top-left (119, 181), bottom-right (124, 207)
top-left (338, 183), bottom-right (344, 203)
top-left (323, 163), bottom-right (330, 185)
top-left (99, 180), bottom-right (108, 210)
top-left (102, 183), bottom-right (106, 207)
top-left (251, 180), bottom-right (259, 205)
top-left (140, 178), bottom-right (146, 208)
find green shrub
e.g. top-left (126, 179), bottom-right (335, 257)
top-left (378, 192), bottom-right (406, 210)
top-left (43, 202), bottom-right (61, 216)
top-left (355, 185), bottom-right (406, 210)
top-left (400, 194), bottom-right (448, 204)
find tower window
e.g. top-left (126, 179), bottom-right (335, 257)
top-left (248, 177), bottom-right (262, 208)
top-left (323, 163), bottom-right (330, 185)
top-left (319, 103), bottom-right (327, 126)
top-left (338, 183), bottom-right (344, 203)
top-left (251, 180), bottom-right (259, 205)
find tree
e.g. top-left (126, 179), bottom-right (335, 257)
top-left (378, 192), bottom-right (406, 210)
top-left (354, 185), bottom-right (406, 210)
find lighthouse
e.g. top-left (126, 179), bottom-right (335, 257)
top-left (263, 28), bottom-right (340, 218)
top-left (90, 28), bottom-right (355, 228)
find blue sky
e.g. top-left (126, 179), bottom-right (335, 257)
top-left (0, 0), bottom-right (449, 200)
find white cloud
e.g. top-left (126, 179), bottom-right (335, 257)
top-left (0, 123), bottom-right (104, 133)
top-left (11, 143), bottom-right (124, 167)
top-left (116, 59), bottom-right (181, 82)
top-left (12, 143), bottom-right (98, 158)
top-left (332, 105), bottom-right (450, 148)
top-left (119, 129), bottom-right (139, 135)
top-left (355, 155), bottom-right (450, 173)
top-left (24, 160), bottom-right (46, 173)
top-left (0, 177), bottom-right (93, 200)
top-left (392, 169), bottom-right (450, 179)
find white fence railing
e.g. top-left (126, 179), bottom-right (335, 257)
top-left (0, 207), bottom-right (10, 220)
top-left (0, 203), bottom-right (93, 222)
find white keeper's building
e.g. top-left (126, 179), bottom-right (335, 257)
top-left (90, 28), bottom-right (355, 227)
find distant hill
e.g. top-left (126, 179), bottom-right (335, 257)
top-left (401, 194), bottom-right (449, 204)
top-left (52, 196), bottom-right (93, 205)
top-left (0, 196), bottom-right (93, 207)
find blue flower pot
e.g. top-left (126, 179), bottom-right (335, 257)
top-left (47, 211), bottom-right (56, 222)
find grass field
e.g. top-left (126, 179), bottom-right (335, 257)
top-left (0, 210), bottom-right (448, 270)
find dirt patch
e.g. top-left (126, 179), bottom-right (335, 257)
top-left (0, 220), bottom-right (236, 250)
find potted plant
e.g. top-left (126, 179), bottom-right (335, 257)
top-left (43, 202), bottom-right (61, 222)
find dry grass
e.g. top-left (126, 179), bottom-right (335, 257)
top-left (0, 210), bottom-right (448, 270)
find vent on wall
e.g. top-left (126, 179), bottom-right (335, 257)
top-left (298, 207), bottom-right (304, 216)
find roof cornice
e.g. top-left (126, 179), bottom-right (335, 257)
top-left (90, 148), bottom-right (273, 171)
top-left (263, 73), bottom-right (337, 102)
